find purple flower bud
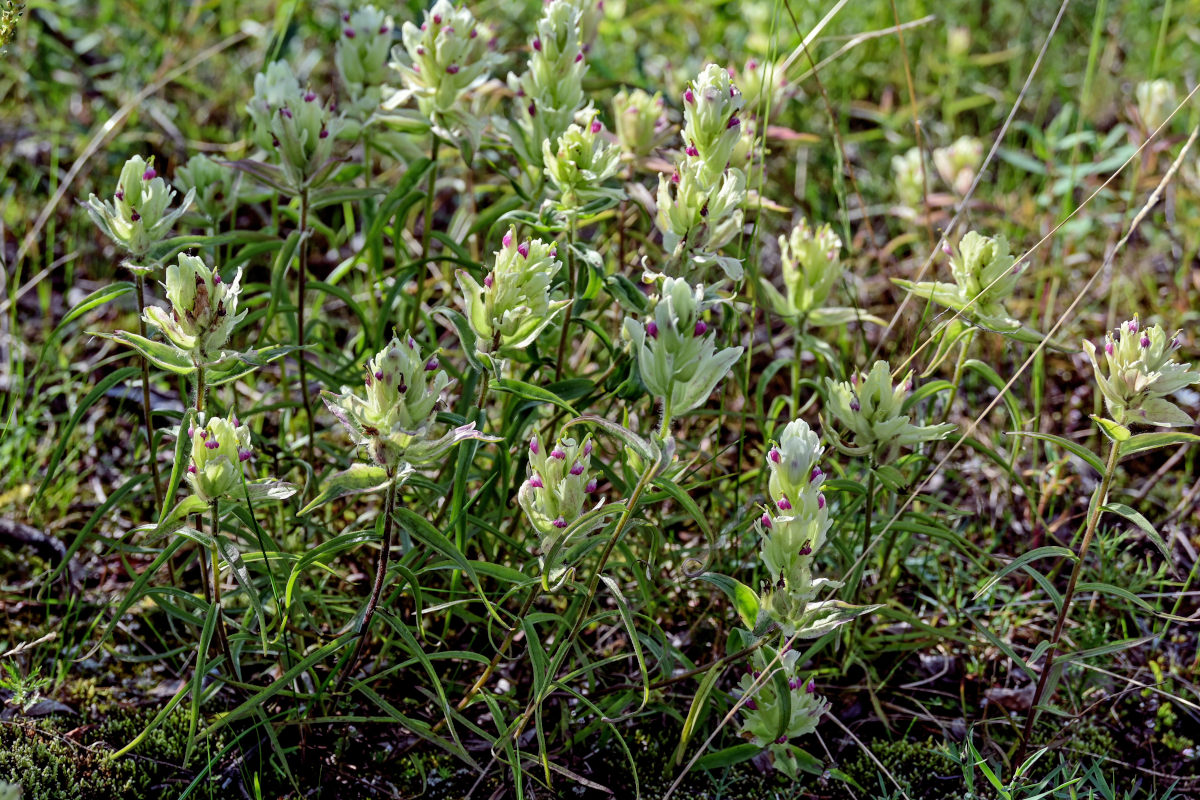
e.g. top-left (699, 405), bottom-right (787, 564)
top-left (304, 91), bottom-right (316, 102)
top-left (130, 209), bottom-right (141, 222)
top-left (591, 119), bottom-right (602, 134)
top-left (532, 37), bottom-right (542, 51)
top-left (1128, 320), bottom-right (1139, 334)
top-left (585, 478), bottom-right (598, 492)
top-left (727, 116), bottom-right (740, 129)
top-left (754, 670), bottom-right (761, 679)
top-left (788, 677), bottom-right (798, 689)
top-left (574, 52), bottom-right (583, 63)
top-left (205, 439), bottom-right (219, 450)
top-left (550, 448), bottom-right (566, 460)
top-left (694, 320), bottom-right (707, 336)
top-left (432, 13), bottom-right (442, 24)
top-left (426, 357), bottom-right (439, 371)
top-left (374, 370), bottom-right (384, 380)
top-left (281, 107), bottom-right (293, 119)
top-left (528, 101), bottom-right (537, 117)
top-left (799, 541), bottom-right (812, 556)
top-left (760, 513), bottom-right (772, 528)
top-left (806, 679), bottom-right (816, 694)
top-left (142, 167), bottom-right (157, 180)
top-left (810, 467), bottom-right (823, 483)
top-left (1141, 334), bottom-right (1151, 349)
top-left (518, 242), bottom-right (530, 258)
top-left (570, 462), bottom-right (584, 476)
top-left (942, 242), bottom-right (953, 255)
top-left (775, 735), bottom-right (787, 745)
top-left (188, 425), bottom-right (195, 437)
top-left (1105, 341), bottom-right (1114, 356)
top-left (817, 494), bottom-right (826, 509)
top-left (443, 26), bottom-right (454, 34)
top-left (484, 273), bottom-right (494, 288)
top-left (380, 25), bottom-right (389, 34)
top-left (469, 28), bottom-right (477, 38)
top-left (115, 190), bottom-right (124, 201)
top-left (199, 430), bottom-right (208, 439)
top-left (850, 398), bottom-right (860, 412)
top-left (583, 440), bottom-right (593, 456)
top-left (530, 475), bottom-right (543, 489)
top-left (231, 415), bottom-right (239, 427)
top-left (670, 170), bottom-right (680, 184)
top-left (344, 27), bottom-right (356, 38)
top-left (552, 517), bottom-right (568, 529)
top-left (417, 46), bottom-right (425, 55)
top-left (684, 88), bottom-right (694, 104)
top-left (319, 128), bottom-right (329, 139)
top-left (744, 699), bottom-right (757, 711)
top-left (747, 59), bottom-right (758, 70)
top-left (502, 230), bottom-right (513, 248)
top-left (1171, 336), bottom-right (1181, 349)
top-left (644, 320), bottom-right (658, 339)
top-left (342, 11), bottom-right (350, 21)
top-left (213, 273), bottom-right (222, 285)
top-left (768, 447), bottom-right (781, 463)
top-left (238, 449), bottom-right (252, 462)
top-left (446, 63), bottom-right (460, 74)
top-left (188, 464), bottom-right (197, 473)
top-left (685, 145), bottom-right (699, 157)
top-left (777, 496), bottom-right (792, 510)
top-left (530, 437), bottom-right (540, 455)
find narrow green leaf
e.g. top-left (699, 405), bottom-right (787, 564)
top-left (298, 463), bottom-right (391, 515)
top-left (1007, 431), bottom-right (1105, 474)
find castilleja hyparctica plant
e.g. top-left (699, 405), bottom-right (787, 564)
top-left (26, 0), bottom-right (1197, 795)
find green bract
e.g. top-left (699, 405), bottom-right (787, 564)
top-left (611, 87), bottom-right (664, 159)
top-left (390, 0), bottom-right (495, 139)
top-left (737, 646), bottom-right (829, 778)
top-left (891, 145), bottom-right (924, 211)
top-left (542, 111), bottom-right (623, 211)
top-left (324, 335), bottom-right (494, 468)
top-left (893, 231), bottom-right (1040, 340)
top-left (824, 361), bottom-right (955, 462)
top-left (505, 0), bottom-right (587, 172)
top-left (760, 219), bottom-right (872, 328)
top-left (143, 253), bottom-right (247, 366)
top-left (932, 135), bottom-right (982, 196)
top-left (681, 63), bottom-right (745, 186)
top-left (456, 227), bottom-right (568, 370)
top-left (174, 154), bottom-right (238, 227)
top-left (1082, 318), bottom-right (1200, 428)
top-left (655, 160), bottom-right (747, 282)
top-left (187, 415), bottom-right (295, 504)
top-left (622, 277), bottom-right (744, 420)
top-left (246, 61), bottom-right (345, 191)
top-left (84, 155), bottom-right (194, 264)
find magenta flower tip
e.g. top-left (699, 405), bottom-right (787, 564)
top-left (693, 320), bottom-right (707, 336)
top-left (745, 699), bottom-right (757, 711)
top-left (205, 439), bottom-right (219, 450)
top-left (810, 467), bottom-right (823, 483)
top-left (591, 119), bottom-right (601, 133)
top-left (529, 475), bottom-right (543, 489)
top-left (532, 37), bottom-right (541, 51)
top-left (502, 230), bottom-right (513, 248)
top-left (760, 513), bottom-right (771, 528)
top-left (747, 59), bottom-right (758, 70)
top-left (426, 358), bottom-right (439, 371)
top-left (806, 679), bottom-right (816, 694)
top-left (446, 63), bottom-right (460, 74)
top-left (850, 398), bottom-right (860, 412)
top-left (585, 478), bottom-right (598, 493)
top-left (238, 449), bottom-right (252, 462)
top-left (517, 242), bottom-right (530, 258)
top-left (528, 101), bottom-right (537, 117)
top-left (583, 440), bottom-right (593, 456)
top-left (552, 517), bottom-right (568, 529)
top-left (374, 370), bottom-right (384, 380)
top-left (130, 210), bottom-right (141, 222)
top-left (344, 27), bottom-right (356, 38)
top-left (484, 273), bottom-right (494, 288)
top-left (550, 448), bottom-right (566, 460)
top-left (570, 462), bottom-right (584, 476)
top-left (574, 52), bottom-right (583, 63)
top-left (187, 464), bottom-right (197, 474)
top-left (417, 45), bottom-right (425, 55)
top-left (469, 28), bottom-right (477, 38)
top-left (727, 117), bottom-right (740, 129)
top-left (799, 541), bottom-right (812, 556)
top-left (768, 447), bottom-right (781, 463)
top-left (115, 190), bottom-right (124, 201)
top-left (530, 437), bottom-right (539, 454)
top-left (646, 320), bottom-right (659, 338)
top-left (319, 128), bottom-right (329, 138)
top-left (817, 494), bottom-right (826, 509)
top-left (685, 145), bottom-right (698, 157)
top-left (142, 168), bottom-right (157, 180)
top-left (432, 13), bottom-right (442, 24)
top-left (777, 496), bottom-right (792, 510)
top-left (684, 88), bottom-right (694, 104)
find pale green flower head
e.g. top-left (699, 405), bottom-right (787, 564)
top-left (518, 433), bottom-right (602, 552)
top-left (737, 646), bottom-right (828, 776)
top-left (506, 0), bottom-right (587, 171)
top-left (622, 277), bottom-right (744, 418)
top-left (612, 87), bottom-right (664, 158)
top-left (892, 146), bottom-right (924, 210)
top-left (1083, 318), bottom-right (1200, 428)
top-left (738, 58), bottom-right (785, 115)
top-left (894, 231), bottom-right (1027, 335)
top-left (1136, 79), bottom-right (1176, 132)
top-left (392, 0), bottom-right (495, 126)
top-left (187, 415), bottom-right (253, 503)
top-left (542, 111), bottom-right (623, 210)
top-left (337, 6), bottom-right (395, 96)
top-left (771, 219), bottom-right (842, 321)
top-left (456, 228), bottom-right (568, 366)
top-left (681, 63), bottom-right (745, 185)
top-left (246, 61), bottom-right (345, 190)
top-left (824, 361), bottom-right (955, 462)
top-left (562, 0), bottom-right (603, 47)
top-left (765, 419), bottom-right (825, 516)
top-left (933, 135), bottom-right (982, 196)
top-left (655, 160), bottom-right (746, 281)
top-left (85, 155), bottom-right (194, 263)
top-left (143, 253), bottom-right (248, 365)
top-left (323, 335), bottom-right (494, 469)
top-left (174, 154), bottom-right (238, 226)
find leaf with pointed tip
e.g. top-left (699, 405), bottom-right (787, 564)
top-left (298, 464), bottom-right (393, 515)
top-left (93, 331), bottom-right (195, 374)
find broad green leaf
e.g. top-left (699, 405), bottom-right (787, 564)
top-left (696, 573), bottom-right (760, 630)
top-left (1102, 502), bottom-right (1172, 562)
top-left (694, 743), bottom-right (761, 770)
top-left (1007, 430), bottom-right (1105, 474)
top-left (1091, 415), bottom-right (1131, 442)
top-left (298, 463), bottom-right (392, 515)
top-left (1120, 431), bottom-right (1200, 458)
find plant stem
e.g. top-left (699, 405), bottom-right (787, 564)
top-left (134, 273), bottom-right (163, 509)
top-left (195, 365), bottom-right (206, 413)
top-left (658, 397), bottom-right (672, 440)
top-left (210, 499), bottom-right (234, 675)
top-left (409, 133), bottom-right (442, 333)
top-left (553, 215), bottom-right (577, 381)
top-left (297, 188), bottom-right (315, 467)
top-left (339, 475), bottom-right (398, 690)
top-left (454, 587), bottom-right (541, 713)
top-left (1015, 438), bottom-right (1120, 767)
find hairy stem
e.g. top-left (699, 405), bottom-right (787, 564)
top-left (297, 188), bottom-right (315, 467)
top-left (134, 273), bottom-right (163, 508)
top-left (339, 476), bottom-right (398, 690)
top-left (553, 215), bottom-right (577, 381)
top-left (1015, 438), bottom-right (1120, 766)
